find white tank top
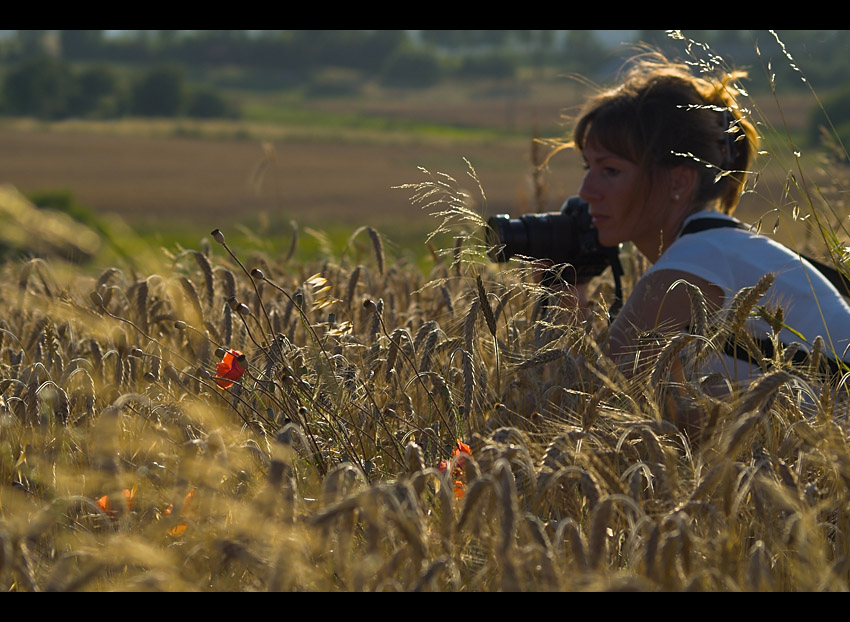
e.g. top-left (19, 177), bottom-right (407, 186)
top-left (643, 210), bottom-right (850, 383)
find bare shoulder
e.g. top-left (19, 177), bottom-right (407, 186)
top-left (606, 269), bottom-right (725, 362)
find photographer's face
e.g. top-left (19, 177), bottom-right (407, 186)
top-left (578, 142), bottom-right (644, 246)
top-left (578, 140), bottom-right (677, 261)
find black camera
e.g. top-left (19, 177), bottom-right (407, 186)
top-left (486, 196), bottom-right (620, 285)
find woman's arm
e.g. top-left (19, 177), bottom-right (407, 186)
top-left (606, 268), bottom-right (725, 373)
top-left (605, 269), bottom-right (727, 439)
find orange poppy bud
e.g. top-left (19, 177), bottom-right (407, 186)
top-left (168, 523), bottom-right (188, 537)
top-left (453, 480), bottom-right (466, 499)
top-left (165, 488), bottom-right (195, 537)
top-left (215, 349), bottom-right (246, 389)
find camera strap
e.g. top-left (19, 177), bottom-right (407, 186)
top-left (607, 250), bottom-right (625, 322)
top-left (678, 216), bottom-right (850, 375)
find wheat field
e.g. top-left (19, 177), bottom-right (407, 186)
top-left (2, 32), bottom-right (850, 592)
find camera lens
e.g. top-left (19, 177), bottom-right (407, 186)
top-left (487, 212), bottom-right (574, 265)
top-left (486, 214), bottom-right (527, 262)
top-left (485, 197), bottom-right (617, 285)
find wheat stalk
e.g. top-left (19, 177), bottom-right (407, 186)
top-left (476, 275), bottom-right (498, 339)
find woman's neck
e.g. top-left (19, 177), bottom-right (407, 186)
top-left (638, 202), bottom-right (713, 263)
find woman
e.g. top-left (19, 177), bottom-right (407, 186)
top-left (558, 54), bottom-right (850, 386)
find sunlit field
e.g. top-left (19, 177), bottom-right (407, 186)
top-left (2, 32), bottom-right (850, 592)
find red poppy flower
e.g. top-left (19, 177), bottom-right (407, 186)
top-left (453, 440), bottom-right (471, 465)
top-left (96, 487), bottom-right (136, 520)
top-left (215, 349), bottom-right (246, 389)
top-left (436, 439), bottom-right (473, 499)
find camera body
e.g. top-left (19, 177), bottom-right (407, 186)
top-left (486, 196), bottom-right (619, 285)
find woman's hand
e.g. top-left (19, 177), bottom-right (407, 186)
top-left (531, 260), bottom-right (592, 320)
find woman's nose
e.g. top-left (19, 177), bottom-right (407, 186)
top-left (578, 171), bottom-right (597, 202)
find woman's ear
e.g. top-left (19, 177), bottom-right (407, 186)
top-left (670, 165), bottom-right (699, 201)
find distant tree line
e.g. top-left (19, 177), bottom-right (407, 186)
top-left (0, 30), bottom-right (595, 120)
top-left (3, 30), bottom-right (850, 141)
top-left (1, 30), bottom-right (596, 77)
top-left (0, 55), bottom-right (238, 121)
top-left (0, 30), bottom-right (615, 101)
top-left (2, 30), bottom-right (842, 89)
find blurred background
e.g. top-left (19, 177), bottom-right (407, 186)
top-left (1, 30), bottom-right (848, 265)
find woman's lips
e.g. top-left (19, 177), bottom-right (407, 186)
top-left (590, 214), bottom-right (609, 227)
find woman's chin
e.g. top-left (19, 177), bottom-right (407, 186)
top-left (596, 231), bottom-right (620, 248)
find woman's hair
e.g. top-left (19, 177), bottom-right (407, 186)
top-left (569, 53), bottom-right (758, 215)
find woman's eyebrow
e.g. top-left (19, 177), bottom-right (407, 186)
top-left (585, 152), bottom-right (624, 165)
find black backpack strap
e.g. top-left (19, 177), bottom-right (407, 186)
top-left (796, 255), bottom-right (850, 298)
top-left (720, 334), bottom-right (847, 376)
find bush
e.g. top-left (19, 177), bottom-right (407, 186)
top-left (455, 53), bottom-right (518, 80)
top-left (0, 57), bottom-right (127, 120)
top-left (185, 87), bottom-right (238, 119)
top-left (131, 65), bottom-right (185, 117)
top-left (380, 48), bottom-right (442, 88)
top-left (1, 56), bottom-right (76, 119)
top-left (68, 65), bottom-right (127, 118)
top-left (304, 69), bottom-right (364, 98)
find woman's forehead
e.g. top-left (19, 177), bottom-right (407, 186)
top-left (582, 135), bottom-right (636, 164)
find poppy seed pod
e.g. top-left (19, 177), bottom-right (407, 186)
top-left (211, 229), bottom-right (225, 244)
top-left (250, 268), bottom-right (264, 280)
